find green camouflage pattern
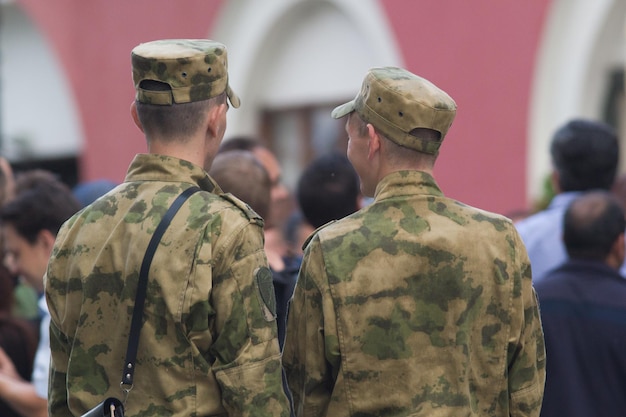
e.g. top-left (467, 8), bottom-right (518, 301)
top-left (332, 67), bottom-right (456, 154)
top-left (45, 154), bottom-right (290, 417)
top-left (132, 39), bottom-right (240, 107)
top-left (283, 170), bottom-right (546, 417)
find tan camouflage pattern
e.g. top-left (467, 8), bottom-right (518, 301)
top-left (132, 39), bottom-right (240, 107)
top-left (45, 154), bottom-right (291, 417)
top-left (332, 67), bottom-right (456, 154)
top-left (283, 170), bottom-right (546, 417)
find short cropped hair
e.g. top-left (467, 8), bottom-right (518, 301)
top-left (297, 153), bottom-right (360, 228)
top-left (136, 80), bottom-right (226, 140)
top-left (563, 190), bottom-right (625, 261)
top-left (550, 119), bottom-right (619, 192)
top-left (348, 112), bottom-right (439, 165)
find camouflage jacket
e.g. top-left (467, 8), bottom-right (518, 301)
top-left (283, 170), bottom-right (546, 417)
top-left (45, 154), bottom-right (291, 417)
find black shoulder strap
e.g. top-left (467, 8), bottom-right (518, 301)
top-left (121, 186), bottom-right (201, 390)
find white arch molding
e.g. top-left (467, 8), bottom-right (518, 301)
top-left (211, 0), bottom-right (403, 138)
top-left (528, 0), bottom-right (626, 202)
top-left (0, 2), bottom-right (83, 160)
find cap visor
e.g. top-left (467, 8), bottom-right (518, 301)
top-left (226, 85), bottom-right (241, 108)
top-left (331, 100), bottom-right (356, 119)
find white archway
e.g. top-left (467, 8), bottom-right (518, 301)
top-left (528, 0), bottom-right (625, 201)
top-left (211, 0), bottom-right (403, 138)
top-left (0, 2), bottom-right (83, 161)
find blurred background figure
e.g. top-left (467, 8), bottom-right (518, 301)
top-left (287, 152), bottom-right (363, 256)
top-left (0, 270), bottom-right (38, 417)
top-left (0, 171), bottom-right (81, 417)
top-left (0, 267), bottom-right (36, 366)
top-left (210, 150), bottom-right (271, 221)
top-left (220, 136), bottom-right (294, 235)
top-left (0, 158), bottom-right (39, 417)
top-left (296, 152), bottom-right (361, 230)
top-left (515, 119), bottom-right (619, 282)
top-left (535, 190), bottom-right (626, 417)
top-left (0, 159), bottom-right (39, 322)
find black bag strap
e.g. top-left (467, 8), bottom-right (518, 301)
top-left (120, 186), bottom-right (200, 391)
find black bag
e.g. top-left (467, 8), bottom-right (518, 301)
top-left (80, 397), bottom-right (124, 417)
top-left (79, 187), bottom-right (200, 417)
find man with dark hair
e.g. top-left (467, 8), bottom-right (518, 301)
top-left (535, 190), bottom-right (626, 417)
top-left (0, 177), bottom-right (80, 417)
top-left (45, 39), bottom-right (291, 417)
top-left (283, 67), bottom-right (545, 416)
top-left (516, 119), bottom-right (619, 282)
top-left (296, 152), bottom-right (360, 229)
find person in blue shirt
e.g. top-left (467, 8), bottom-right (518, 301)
top-left (535, 190), bottom-right (626, 416)
top-left (515, 118), bottom-right (619, 282)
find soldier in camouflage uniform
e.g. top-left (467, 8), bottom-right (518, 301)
top-left (283, 67), bottom-right (546, 417)
top-left (45, 39), bottom-right (292, 417)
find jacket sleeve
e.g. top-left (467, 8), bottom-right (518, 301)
top-left (283, 234), bottom-right (340, 417)
top-left (507, 233), bottom-right (547, 417)
top-left (47, 295), bottom-right (73, 417)
top-left (45, 218), bottom-right (75, 417)
top-left (208, 219), bottom-right (292, 417)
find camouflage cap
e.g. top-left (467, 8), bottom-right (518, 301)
top-left (131, 39), bottom-right (240, 107)
top-left (332, 67), bottom-right (456, 154)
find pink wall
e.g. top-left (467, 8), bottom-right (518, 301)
top-left (17, 0), bottom-right (551, 215)
top-left (381, 1), bottom-right (550, 215)
top-left (17, 0), bottom-right (225, 183)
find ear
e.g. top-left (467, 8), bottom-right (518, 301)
top-left (205, 102), bottom-right (227, 139)
top-left (130, 101), bottom-right (144, 133)
top-left (366, 123), bottom-right (381, 160)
